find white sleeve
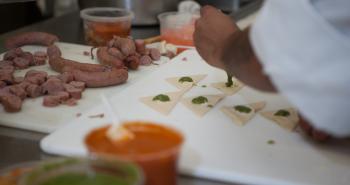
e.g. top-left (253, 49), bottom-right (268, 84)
top-left (250, 0), bottom-right (350, 137)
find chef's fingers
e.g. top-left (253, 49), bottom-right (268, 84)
top-left (193, 21), bottom-right (201, 47)
top-left (311, 129), bottom-right (330, 142)
top-left (299, 118), bottom-right (312, 135)
top-left (299, 117), bottom-right (330, 142)
top-left (194, 16), bottom-right (206, 35)
top-left (200, 5), bottom-right (219, 17)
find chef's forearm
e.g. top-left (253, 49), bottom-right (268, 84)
top-left (221, 28), bottom-right (277, 92)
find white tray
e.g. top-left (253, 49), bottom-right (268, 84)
top-left (41, 50), bottom-right (350, 185)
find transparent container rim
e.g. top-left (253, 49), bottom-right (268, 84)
top-left (80, 7), bottom-right (134, 23)
top-left (158, 11), bottom-right (200, 21)
top-left (17, 157), bottom-right (144, 185)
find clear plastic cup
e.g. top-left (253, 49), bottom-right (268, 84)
top-left (85, 121), bottom-right (184, 185)
top-left (80, 7), bottom-right (134, 46)
top-left (0, 161), bottom-right (37, 185)
top-left (158, 12), bottom-right (200, 47)
top-left (18, 157), bottom-right (143, 185)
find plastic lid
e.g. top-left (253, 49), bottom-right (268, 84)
top-left (178, 1), bottom-right (201, 14)
top-left (80, 7), bottom-right (134, 22)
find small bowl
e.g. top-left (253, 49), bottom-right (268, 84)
top-left (80, 7), bottom-right (134, 46)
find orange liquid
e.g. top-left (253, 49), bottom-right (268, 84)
top-left (84, 21), bottom-right (131, 46)
top-left (161, 20), bottom-right (196, 53)
top-left (161, 30), bottom-right (194, 46)
top-left (85, 122), bottom-right (184, 185)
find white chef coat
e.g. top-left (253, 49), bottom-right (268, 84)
top-left (250, 0), bottom-right (350, 137)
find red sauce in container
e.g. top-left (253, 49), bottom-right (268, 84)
top-left (85, 122), bottom-right (184, 185)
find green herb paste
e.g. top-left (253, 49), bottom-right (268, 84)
top-left (225, 73), bottom-right (233, 87)
top-left (274, 109), bottom-right (290, 117)
top-left (178, 76), bottom-right (193, 83)
top-left (152, 94), bottom-right (170, 102)
top-left (192, 96), bottom-right (208, 104)
top-left (234, 105), bottom-right (252, 113)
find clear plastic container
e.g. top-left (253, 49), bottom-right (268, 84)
top-left (158, 12), bottom-right (199, 47)
top-left (18, 157), bottom-right (143, 185)
top-left (80, 7), bottom-right (134, 46)
top-left (85, 122), bottom-right (184, 185)
top-left (0, 161), bottom-right (38, 185)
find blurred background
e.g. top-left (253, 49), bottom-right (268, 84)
top-left (0, 0), bottom-right (261, 34)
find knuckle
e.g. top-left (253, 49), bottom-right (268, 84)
top-left (200, 5), bottom-right (214, 16)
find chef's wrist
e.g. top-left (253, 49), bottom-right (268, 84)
top-left (220, 28), bottom-right (251, 72)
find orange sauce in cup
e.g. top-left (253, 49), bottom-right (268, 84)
top-left (85, 122), bottom-right (184, 185)
top-left (84, 21), bottom-right (131, 46)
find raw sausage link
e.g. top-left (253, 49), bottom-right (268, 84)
top-left (124, 55), bottom-right (140, 70)
top-left (114, 37), bottom-right (136, 56)
top-left (107, 47), bottom-right (124, 60)
top-left (149, 48), bottom-right (161, 61)
top-left (47, 45), bottom-right (61, 59)
top-left (140, 55), bottom-right (152, 66)
top-left (135, 39), bottom-right (146, 54)
top-left (5, 32), bottom-right (59, 49)
top-left (96, 47), bottom-right (125, 69)
top-left (47, 45), bottom-right (109, 73)
top-left (72, 68), bottom-right (128, 88)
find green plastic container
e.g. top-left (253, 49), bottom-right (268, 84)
top-left (18, 157), bottom-right (143, 185)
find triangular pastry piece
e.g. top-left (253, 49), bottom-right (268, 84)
top-left (260, 108), bottom-right (299, 131)
top-left (166, 74), bottom-right (207, 91)
top-left (249, 101), bottom-right (266, 112)
top-left (181, 94), bottom-right (225, 117)
top-left (140, 91), bottom-right (184, 115)
top-left (211, 77), bottom-right (244, 95)
top-left (221, 101), bottom-right (266, 126)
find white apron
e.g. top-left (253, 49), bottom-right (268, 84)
top-left (250, 0), bottom-right (350, 137)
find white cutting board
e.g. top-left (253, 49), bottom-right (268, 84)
top-left (41, 50), bottom-right (350, 185)
top-left (0, 42), bottom-right (169, 133)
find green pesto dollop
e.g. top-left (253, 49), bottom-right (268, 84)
top-left (152, 94), bottom-right (170, 102)
top-left (274, 109), bottom-right (290, 117)
top-left (192, 96), bottom-right (208, 104)
top-left (267, 140), bottom-right (275, 145)
top-left (39, 173), bottom-right (130, 185)
top-left (225, 73), bottom-right (233, 87)
top-left (234, 105), bottom-right (252, 113)
top-left (178, 76), bottom-right (194, 83)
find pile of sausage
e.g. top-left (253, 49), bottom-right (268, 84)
top-left (0, 32), bottom-right (161, 112)
top-left (97, 36), bottom-right (161, 69)
top-left (0, 69), bottom-right (86, 112)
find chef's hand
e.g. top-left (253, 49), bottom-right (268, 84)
top-left (194, 6), bottom-right (277, 92)
top-left (299, 117), bottom-right (330, 142)
top-left (194, 5), bottom-right (239, 70)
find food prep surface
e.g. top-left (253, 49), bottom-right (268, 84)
top-left (41, 50), bottom-right (350, 185)
top-left (0, 5), bottom-right (283, 185)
